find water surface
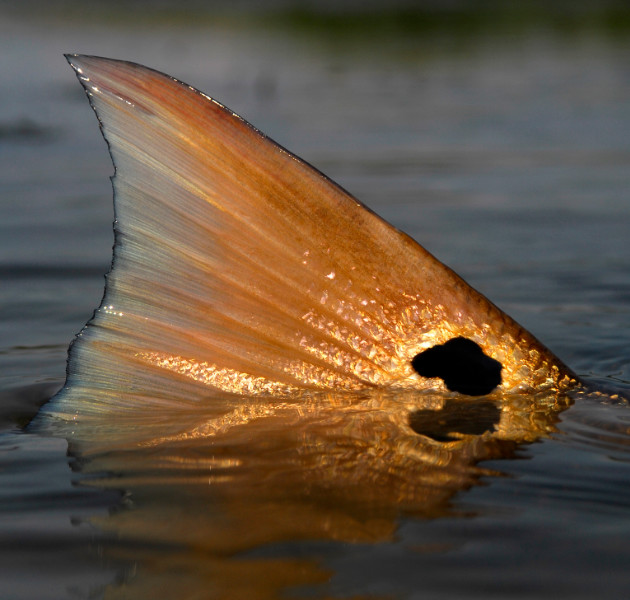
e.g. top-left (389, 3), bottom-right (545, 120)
top-left (1, 10), bottom-right (629, 600)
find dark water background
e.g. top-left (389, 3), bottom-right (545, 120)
top-left (1, 3), bottom-right (630, 599)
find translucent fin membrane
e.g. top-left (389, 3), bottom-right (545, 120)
top-left (48, 55), bottom-right (576, 420)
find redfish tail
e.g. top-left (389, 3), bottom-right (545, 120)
top-left (45, 55), bottom-right (576, 421)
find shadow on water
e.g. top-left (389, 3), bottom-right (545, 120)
top-left (37, 387), bottom-right (579, 599)
top-left (0, 382), bottom-right (61, 429)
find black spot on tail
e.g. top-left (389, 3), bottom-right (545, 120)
top-left (411, 337), bottom-right (502, 396)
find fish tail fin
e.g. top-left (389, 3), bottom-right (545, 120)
top-left (45, 55), bottom-right (576, 421)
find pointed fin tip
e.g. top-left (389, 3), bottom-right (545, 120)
top-left (65, 54), bottom-right (137, 81)
top-left (64, 54), bottom-right (107, 82)
top-left (65, 53), bottom-right (86, 71)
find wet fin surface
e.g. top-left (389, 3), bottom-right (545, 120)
top-left (46, 55), bottom-right (576, 419)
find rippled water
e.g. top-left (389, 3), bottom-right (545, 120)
top-left (1, 10), bottom-right (630, 600)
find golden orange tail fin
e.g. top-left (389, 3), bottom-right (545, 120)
top-left (45, 55), bottom-right (576, 421)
